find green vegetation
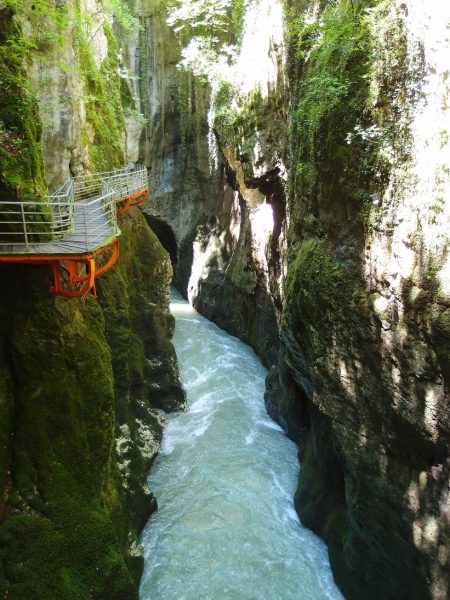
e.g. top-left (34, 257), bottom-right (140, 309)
top-left (166, 0), bottom-right (233, 38)
top-left (0, 9), bottom-right (46, 200)
top-left (0, 276), bottom-right (136, 599)
top-left (1, 0), bottom-right (69, 51)
top-left (288, 0), bottom-right (416, 235)
top-left (284, 238), bottom-right (355, 353)
top-left (0, 349), bottom-right (13, 539)
top-left (166, 0), bottom-right (247, 43)
top-left (75, 21), bottom-right (125, 170)
top-left (108, 0), bottom-right (140, 33)
top-left (231, 0), bottom-right (247, 42)
top-left (213, 83), bottom-right (270, 155)
top-left (166, 0), bottom-right (249, 78)
top-left (286, 238), bottom-right (352, 309)
top-left (286, 0), bottom-right (382, 232)
top-left (98, 209), bottom-right (184, 414)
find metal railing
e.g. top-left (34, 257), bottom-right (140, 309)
top-left (0, 180), bottom-right (75, 249)
top-left (0, 165), bottom-right (147, 253)
top-left (77, 179), bottom-right (119, 251)
top-left (73, 165), bottom-right (147, 202)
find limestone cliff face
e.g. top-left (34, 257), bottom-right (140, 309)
top-left (137, 0), bottom-right (450, 598)
top-left (0, 2), bottom-right (184, 597)
top-left (278, 2), bottom-right (450, 598)
top-left (25, 0), bottom-right (137, 186)
top-left (1, 0), bottom-right (133, 196)
top-left (134, 0), bottom-right (286, 366)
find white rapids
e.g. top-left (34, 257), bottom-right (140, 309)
top-left (139, 290), bottom-right (344, 600)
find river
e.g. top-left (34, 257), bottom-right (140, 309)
top-left (140, 291), bottom-right (344, 599)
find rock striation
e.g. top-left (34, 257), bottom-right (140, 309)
top-left (135, 0), bottom-right (285, 366)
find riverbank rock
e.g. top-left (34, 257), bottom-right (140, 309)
top-left (0, 208), bottom-right (184, 598)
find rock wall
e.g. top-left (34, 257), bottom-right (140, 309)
top-left (0, 2), bottom-right (184, 596)
top-left (137, 0), bottom-right (450, 598)
top-left (136, 0), bottom-right (285, 366)
top-left (277, 2), bottom-right (450, 598)
top-left (0, 212), bottom-right (184, 598)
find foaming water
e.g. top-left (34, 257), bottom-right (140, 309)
top-left (140, 291), bottom-right (343, 600)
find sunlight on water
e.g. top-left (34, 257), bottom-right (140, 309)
top-left (140, 290), bottom-right (344, 600)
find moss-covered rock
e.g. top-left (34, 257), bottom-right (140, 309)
top-left (97, 209), bottom-right (185, 538)
top-left (0, 211), bottom-right (184, 598)
top-left (76, 21), bottom-right (126, 171)
top-left (0, 9), bottom-right (46, 200)
top-left (276, 1), bottom-right (450, 598)
top-left (0, 266), bottom-right (135, 599)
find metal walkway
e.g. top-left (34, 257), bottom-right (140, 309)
top-left (0, 166), bottom-right (149, 297)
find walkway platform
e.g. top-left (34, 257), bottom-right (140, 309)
top-left (0, 166), bottom-right (149, 297)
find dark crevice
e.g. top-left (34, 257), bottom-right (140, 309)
top-left (144, 215), bottom-right (178, 266)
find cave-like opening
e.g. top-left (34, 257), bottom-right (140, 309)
top-left (144, 215), bottom-right (178, 266)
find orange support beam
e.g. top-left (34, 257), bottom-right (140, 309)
top-left (117, 188), bottom-right (149, 217)
top-left (0, 239), bottom-right (120, 298)
top-left (0, 171), bottom-right (149, 298)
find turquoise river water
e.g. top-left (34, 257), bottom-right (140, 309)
top-left (140, 291), bottom-right (344, 600)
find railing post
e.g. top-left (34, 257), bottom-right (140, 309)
top-left (21, 203), bottom-right (29, 250)
top-left (83, 203), bottom-right (88, 249)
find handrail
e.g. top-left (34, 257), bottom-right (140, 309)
top-left (0, 165), bottom-right (147, 254)
top-left (73, 165), bottom-right (147, 202)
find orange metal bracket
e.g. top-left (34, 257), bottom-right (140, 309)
top-left (0, 179), bottom-right (149, 298)
top-left (0, 239), bottom-right (120, 298)
top-left (117, 188), bottom-right (149, 217)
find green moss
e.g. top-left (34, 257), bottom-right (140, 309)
top-left (226, 226), bottom-right (258, 293)
top-left (0, 347), bottom-right (13, 524)
top-left (97, 209), bottom-right (181, 411)
top-left (283, 237), bottom-right (363, 372)
top-left (231, 0), bottom-right (246, 44)
top-left (0, 268), bottom-right (136, 599)
top-left (1, 510), bottom-right (135, 600)
top-left (287, 0), bottom-right (381, 235)
top-left (120, 76), bottom-right (136, 111)
top-left (286, 238), bottom-right (353, 313)
top-left (0, 9), bottom-right (46, 200)
top-left (214, 84), bottom-right (263, 148)
top-left (75, 21), bottom-right (125, 171)
top-left (95, 210), bottom-right (184, 548)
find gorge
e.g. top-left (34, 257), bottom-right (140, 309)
top-left (0, 0), bottom-right (449, 599)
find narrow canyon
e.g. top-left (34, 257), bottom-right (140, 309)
top-left (0, 1), bottom-right (448, 599)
